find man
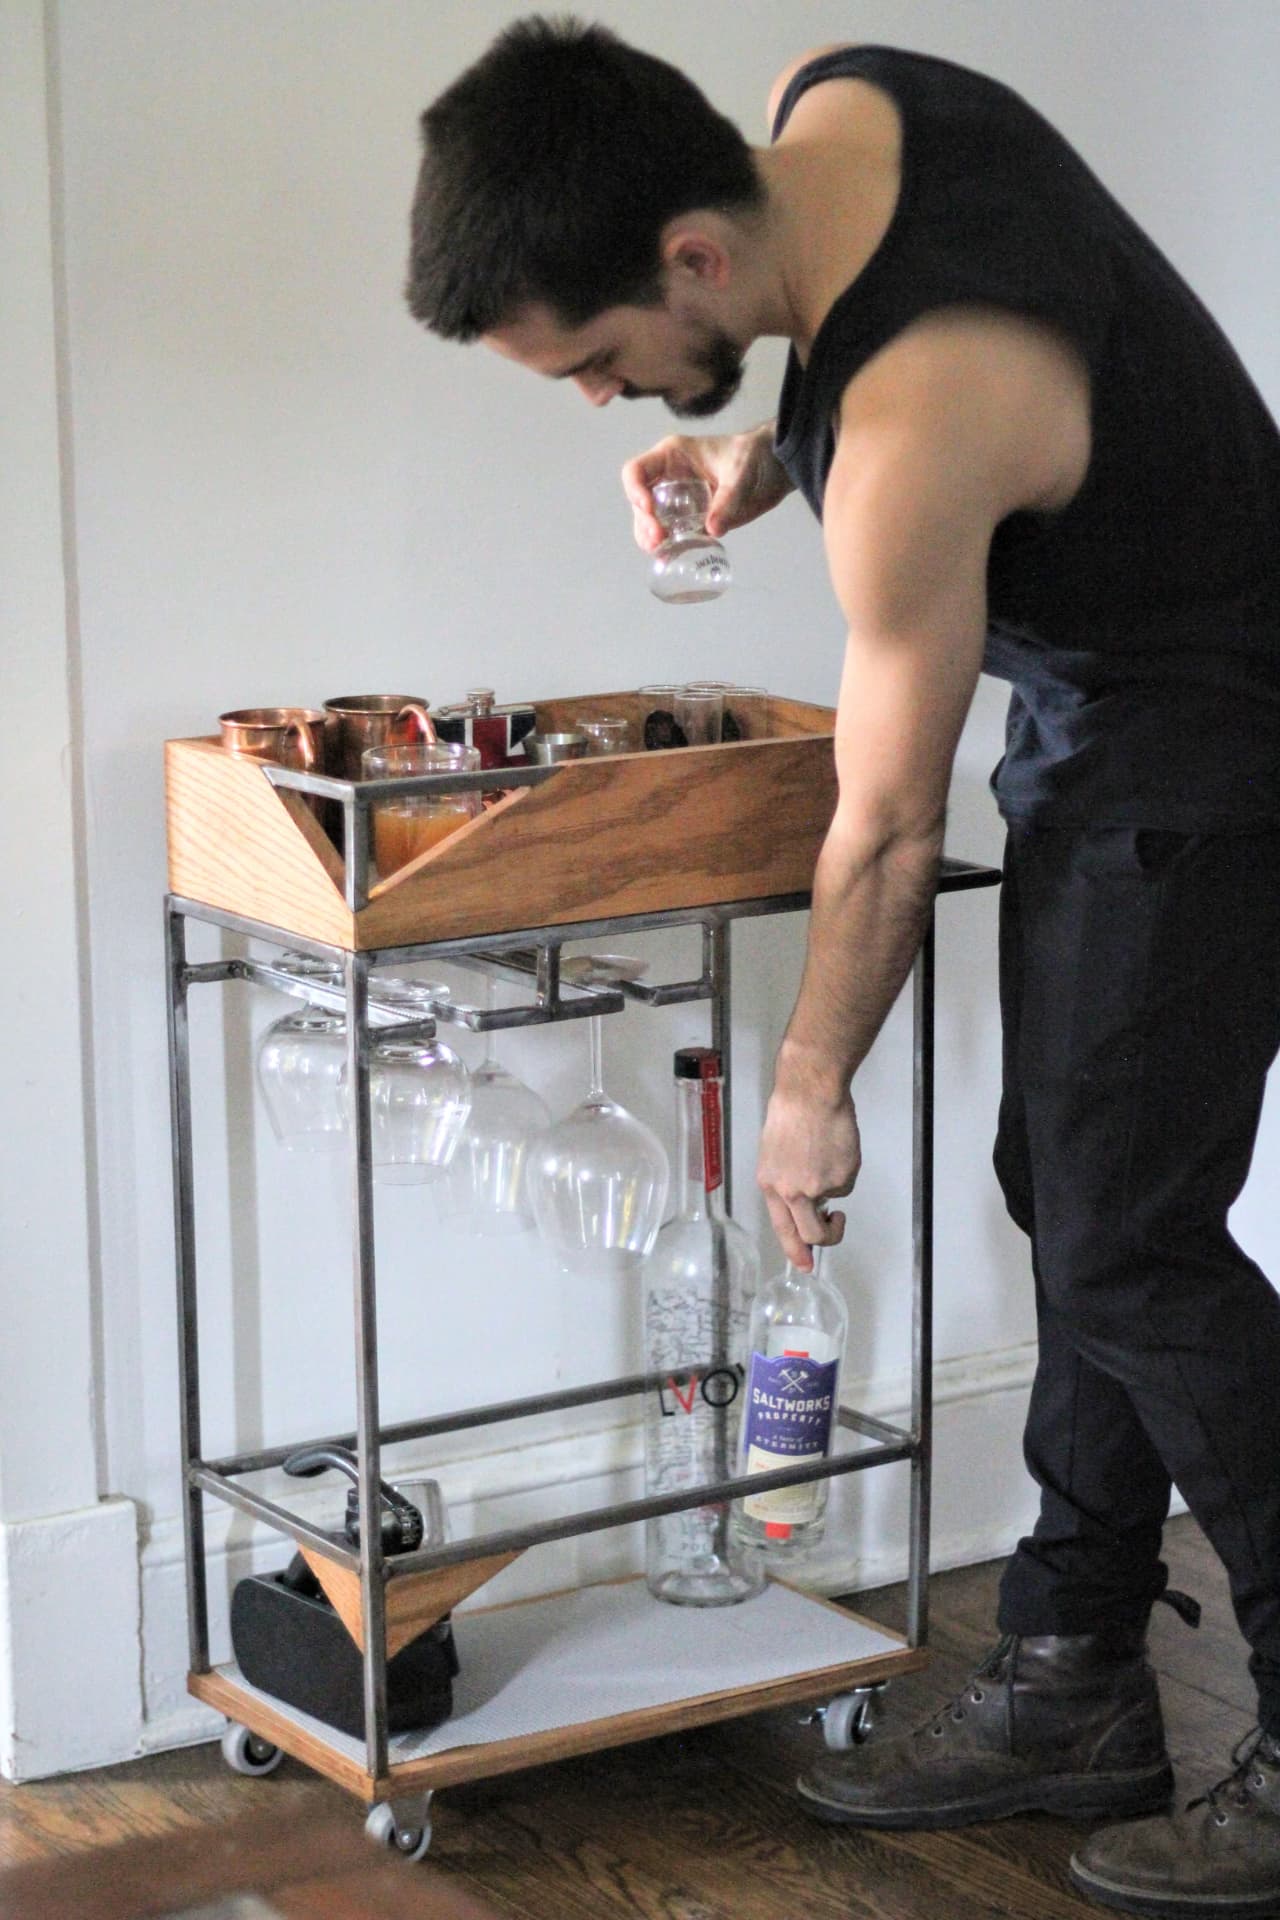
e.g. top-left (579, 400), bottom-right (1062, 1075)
top-left (406, 20), bottom-right (1280, 1917)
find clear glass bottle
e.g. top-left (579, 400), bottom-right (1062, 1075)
top-left (643, 1047), bottom-right (763, 1605)
top-left (734, 1249), bottom-right (848, 1560)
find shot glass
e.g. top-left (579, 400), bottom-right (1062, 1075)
top-left (638, 683), bottom-right (687, 751)
top-left (673, 684), bottom-right (724, 746)
top-left (686, 682), bottom-right (770, 741)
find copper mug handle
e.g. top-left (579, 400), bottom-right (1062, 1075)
top-left (395, 700), bottom-right (437, 746)
top-left (279, 717), bottom-right (319, 771)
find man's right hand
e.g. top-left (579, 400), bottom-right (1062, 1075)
top-left (621, 422), bottom-right (794, 553)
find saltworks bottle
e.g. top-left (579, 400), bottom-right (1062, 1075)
top-left (734, 1248), bottom-right (848, 1559)
top-left (643, 1047), bottom-right (764, 1604)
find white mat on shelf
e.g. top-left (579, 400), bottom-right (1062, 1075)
top-left (218, 1579), bottom-right (900, 1764)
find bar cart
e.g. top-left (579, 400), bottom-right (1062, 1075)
top-left (164, 691), bottom-right (1000, 1858)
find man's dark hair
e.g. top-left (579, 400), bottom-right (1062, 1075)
top-left (407, 16), bottom-right (764, 341)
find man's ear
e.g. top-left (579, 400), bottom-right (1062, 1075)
top-left (659, 223), bottom-right (733, 289)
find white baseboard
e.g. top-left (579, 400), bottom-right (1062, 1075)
top-left (0, 1497), bottom-right (143, 1782)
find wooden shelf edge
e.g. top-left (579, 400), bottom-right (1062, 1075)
top-left (380, 1640), bottom-right (928, 1795)
top-left (188, 1668), bottom-right (374, 1799)
top-left (189, 1630), bottom-right (926, 1802)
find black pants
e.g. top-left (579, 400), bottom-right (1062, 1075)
top-left (992, 821), bottom-right (1280, 1731)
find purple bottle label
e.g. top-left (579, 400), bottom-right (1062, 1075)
top-left (743, 1351), bottom-right (839, 1457)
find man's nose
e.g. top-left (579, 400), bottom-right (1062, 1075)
top-left (574, 374), bottom-right (622, 407)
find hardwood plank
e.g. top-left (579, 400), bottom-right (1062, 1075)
top-left (0, 1806), bottom-right (501, 1920)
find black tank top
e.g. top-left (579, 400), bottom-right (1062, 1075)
top-left (772, 47), bottom-right (1280, 830)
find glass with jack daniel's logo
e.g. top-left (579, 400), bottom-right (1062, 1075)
top-left (643, 1047), bottom-right (764, 1605)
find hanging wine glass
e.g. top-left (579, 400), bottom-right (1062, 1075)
top-left (365, 1025), bottom-right (471, 1185)
top-left (437, 976), bottom-right (550, 1235)
top-left (528, 963), bottom-right (669, 1276)
top-left (256, 1001), bottom-right (347, 1153)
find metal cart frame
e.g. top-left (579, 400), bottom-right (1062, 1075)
top-left (164, 759), bottom-right (999, 1846)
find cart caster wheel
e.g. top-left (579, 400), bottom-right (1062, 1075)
top-left (365, 1801), bottom-right (433, 1861)
top-left (220, 1722), bottom-right (284, 1776)
top-left (822, 1684), bottom-right (886, 1751)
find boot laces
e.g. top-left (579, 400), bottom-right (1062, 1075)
top-left (918, 1634), bottom-right (1015, 1736)
top-left (1193, 1729), bottom-right (1280, 1824)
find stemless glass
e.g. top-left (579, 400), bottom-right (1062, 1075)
top-left (361, 1027), bottom-right (471, 1185)
top-left (362, 741), bottom-right (482, 881)
top-left (437, 978), bottom-right (550, 1235)
top-left (648, 479), bottom-right (733, 604)
top-left (528, 990), bottom-right (669, 1277)
top-left (578, 715), bottom-right (632, 756)
top-left (256, 1003), bottom-right (348, 1152)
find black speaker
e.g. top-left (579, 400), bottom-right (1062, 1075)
top-left (230, 1568), bottom-right (457, 1740)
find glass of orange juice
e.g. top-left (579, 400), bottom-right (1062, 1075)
top-left (362, 740), bottom-right (482, 880)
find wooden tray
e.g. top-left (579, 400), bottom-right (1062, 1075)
top-left (165, 692), bottom-right (836, 951)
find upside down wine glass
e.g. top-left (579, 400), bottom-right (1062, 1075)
top-left (437, 976), bottom-right (551, 1235)
top-left (528, 1003), bottom-right (669, 1277)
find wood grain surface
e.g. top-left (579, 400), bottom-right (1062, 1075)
top-left (298, 1552), bottom-right (523, 1660)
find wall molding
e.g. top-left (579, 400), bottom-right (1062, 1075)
top-left (0, 1498), bottom-right (142, 1782)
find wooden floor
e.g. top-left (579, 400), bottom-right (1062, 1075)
top-left (0, 1514), bottom-right (1256, 1919)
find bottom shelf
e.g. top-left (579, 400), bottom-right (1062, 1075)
top-left (190, 1575), bottom-right (927, 1799)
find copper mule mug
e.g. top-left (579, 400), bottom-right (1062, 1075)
top-left (219, 706), bottom-right (328, 818)
top-left (322, 695), bottom-right (437, 783)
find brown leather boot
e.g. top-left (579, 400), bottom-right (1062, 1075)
top-left (1070, 1730), bottom-right (1280, 1917)
top-left (797, 1629), bottom-right (1174, 1829)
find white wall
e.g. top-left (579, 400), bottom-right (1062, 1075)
top-left (3, 0), bottom-right (1279, 1776)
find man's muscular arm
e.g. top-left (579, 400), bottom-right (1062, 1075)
top-left (757, 308), bottom-right (1090, 1266)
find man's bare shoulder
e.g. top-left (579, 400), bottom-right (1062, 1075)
top-left (766, 45), bottom-right (853, 130)
top-left (836, 308), bottom-right (1093, 519)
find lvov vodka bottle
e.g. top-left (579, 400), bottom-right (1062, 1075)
top-left (643, 1048), bottom-right (763, 1605)
top-left (734, 1247), bottom-right (848, 1560)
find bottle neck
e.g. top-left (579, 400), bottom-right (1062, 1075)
top-left (674, 1072), bottom-right (727, 1219)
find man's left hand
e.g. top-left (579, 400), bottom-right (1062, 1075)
top-left (756, 1080), bottom-right (860, 1270)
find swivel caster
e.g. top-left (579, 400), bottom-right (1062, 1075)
top-left (220, 1721), bottom-right (284, 1776)
top-left (814, 1682), bottom-right (887, 1751)
top-left (365, 1793), bottom-right (434, 1862)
